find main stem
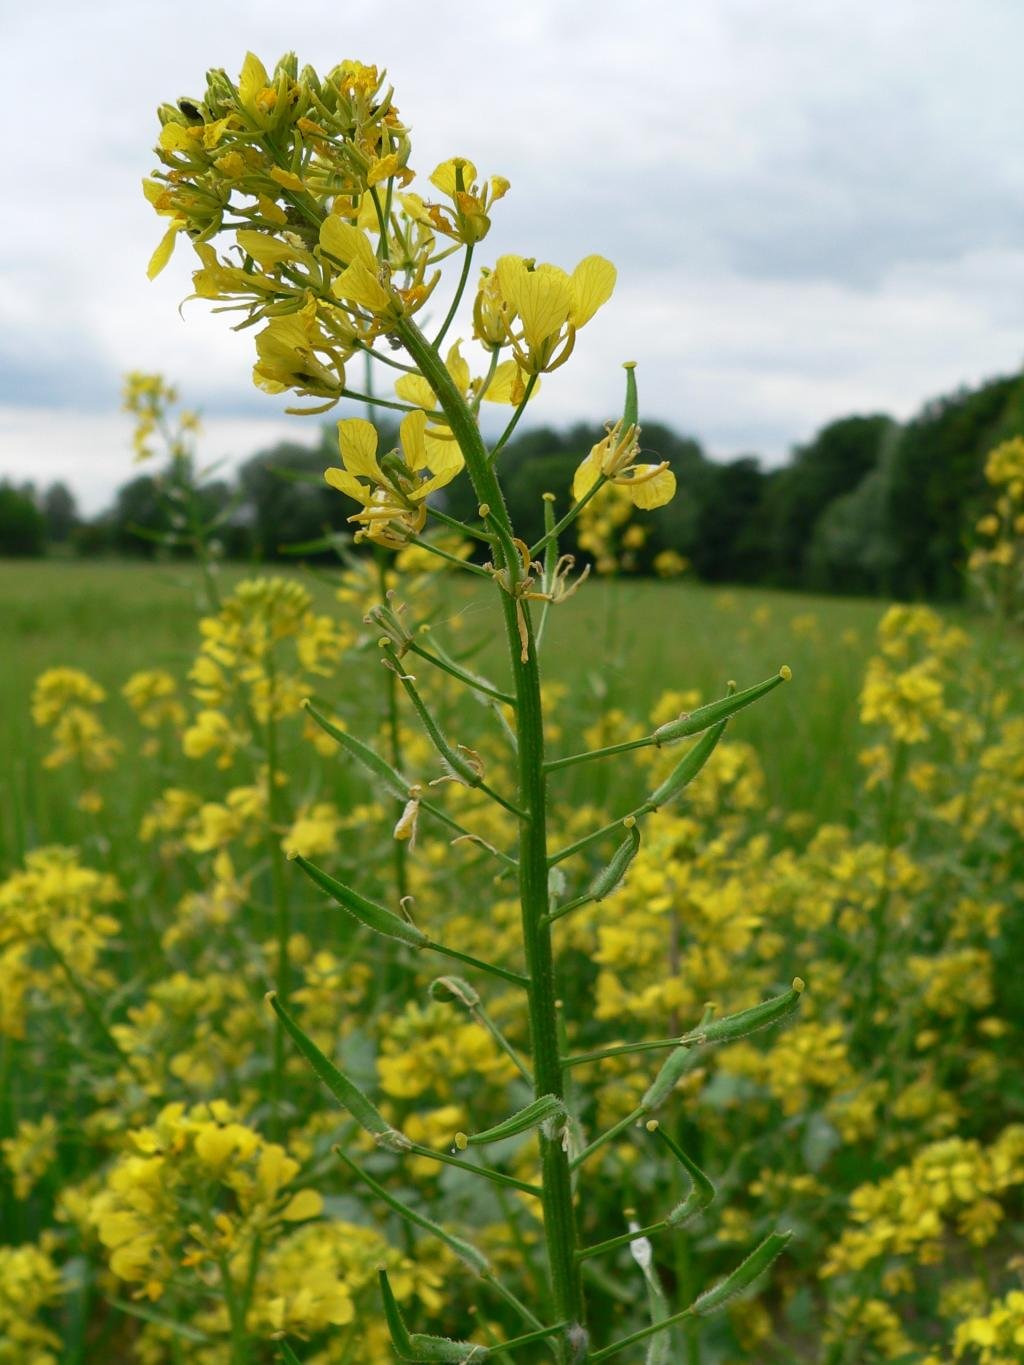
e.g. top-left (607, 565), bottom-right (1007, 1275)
top-left (396, 317), bottom-right (586, 1360)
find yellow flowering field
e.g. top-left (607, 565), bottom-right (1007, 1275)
top-left (3, 49), bottom-right (1024, 1365)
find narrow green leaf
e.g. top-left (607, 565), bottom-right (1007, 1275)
top-left (651, 669), bottom-right (790, 746)
top-left (277, 1342), bottom-right (303, 1364)
top-left (692, 1230), bottom-right (792, 1316)
top-left (335, 1147), bottom-right (490, 1275)
top-left (681, 980), bottom-right (804, 1047)
top-left (643, 720), bottom-right (726, 812)
top-left (291, 855), bottom-right (428, 949)
top-left (266, 992), bottom-right (409, 1152)
top-left (302, 699), bottom-right (409, 798)
top-left (455, 1095), bottom-right (566, 1149)
top-left (379, 1269), bottom-right (489, 1361)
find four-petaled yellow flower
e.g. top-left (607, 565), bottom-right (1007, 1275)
top-left (325, 414), bottom-right (463, 547)
top-left (482, 253), bottom-right (617, 373)
top-left (572, 420), bottom-right (676, 509)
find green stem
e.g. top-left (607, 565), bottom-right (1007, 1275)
top-left (577, 1219), bottom-right (668, 1264)
top-left (407, 638), bottom-right (515, 706)
top-left (489, 374), bottom-right (539, 462)
top-left (529, 476), bottom-right (608, 558)
top-left (433, 243), bottom-right (474, 350)
top-left (396, 314), bottom-right (587, 1361)
top-left (266, 700), bottom-right (291, 1139)
top-left (404, 1142), bottom-right (542, 1197)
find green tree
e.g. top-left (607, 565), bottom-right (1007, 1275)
top-left (0, 482), bottom-right (46, 556)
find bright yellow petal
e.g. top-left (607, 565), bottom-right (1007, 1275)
top-left (394, 373), bottom-right (436, 408)
top-left (572, 447), bottom-right (604, 501)
top-left (399, 409), bottom-right (429, 472)
top-left (269, 166), bottom-right (305, 192)
top-left (238, 53), bottom-right (270, 116)
top-left (446, 341), bottom-right (470, 395)
top-left (430, 158), bottom-right (478, 197)
top-left (146, 224), bottom-right (179, 280)
top-left (516, 265), bottom-right (572, 351)
top-left (569, 255), bottom-right (617, 327)
top-left (324, 467), bottom-right (370, 502)
top-left (331, 261), bottom-right (392, 314)
top-left (479, 360), bottom-right (538, 405)
top-left (337, 418), bottom-right (381, 480)
top-left (320, 218), bottom-right (377, 270)
top-left (281, 1189), bottom-right (323, 1221)
top-left (627, 465), bottom-right (677, 510)
top-left (423, 428), bottom-right (463, 483)
top-left (236, 230), bottom-right (306, 268)
top-left (158, 122), bottom-right (194, 154)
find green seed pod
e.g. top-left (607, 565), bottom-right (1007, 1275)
top-left (640, 1045), bottom-right (693, 1113)
top-left (647, 1123), bottom-right (716, 1226)
top-left (651, 670), bottom-right (790, 746)
top-left (291, 855), bottom-right (428, 949)
top-left (692, 1231), bottom-right (792, 1316)
top-left (455, 1095), bottom-right (566, 1149)
top-left (428, 976), bottom-right (481, 1008)
top-left (622, 361), bottom-right (639, 430)
top-left (266, 992), bottom-right (409, 1151)
top-left (380, 1269), bottom-right (489, 1361)
top-left (682, 979), bottom-right (804, 1047)
top-left (588, 819), bottom-right (641, 901)
top-left (643, 720), bottom-right (727, 812)
top-left (301, 699), bottom-right (409, 799)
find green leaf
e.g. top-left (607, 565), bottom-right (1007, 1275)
top-left (651, 670), bottom-right (790, 745)
top-left (266, 992), bottom-right (409, 1152)
top-left (290, 854), bottom-right (428, 949)
top-left (277, 1342), bottom-right (303, 1364)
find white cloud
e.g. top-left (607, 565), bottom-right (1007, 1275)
top-left (3, 0), bottom-right (1023, 507)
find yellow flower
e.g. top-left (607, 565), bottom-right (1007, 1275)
top-left (325, 413), bottom-right (463, 546)
top-left (485, 252), bottom-right (616, 372)
top-left (572, 420), bottom-right (676, 510)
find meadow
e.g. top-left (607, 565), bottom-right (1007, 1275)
top-left (2, 559), bottom-right (895, 862)
top-left (2, 552), bottom-right (1023, 1363)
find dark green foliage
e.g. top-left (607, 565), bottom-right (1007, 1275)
top-left (23, 370), bottom-right (1024, 598)
top-left (0, 482), bottom-right (46, 556)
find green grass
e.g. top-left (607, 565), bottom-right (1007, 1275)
top-left (0, 556), bottom-right (1003, 867)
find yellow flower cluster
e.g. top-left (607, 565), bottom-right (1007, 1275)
top-left (0, 1238), bottom-right (63, 1365)
top-left (822, 1125), bottom-right (1024, 1276)
top-left (86, 1101), bottom-right (324, 1299)
top-left (969, 437), bottom-right (1024, 617)
top-left (954, 1290), bottom-right (1024, 1363)
top-left (31, 667), bottom-right (120, 807)
top-left (0, 847), bottom-right (121, 1039)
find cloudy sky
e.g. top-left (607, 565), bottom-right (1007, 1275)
top-left (4, 0), bottom-right (1023, 512)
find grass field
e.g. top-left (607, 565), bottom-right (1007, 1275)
top-left (1, 557), bottom-right (909, 865)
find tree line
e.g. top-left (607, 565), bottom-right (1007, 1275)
top-left (3, 365), bottom-right (1023, 600)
